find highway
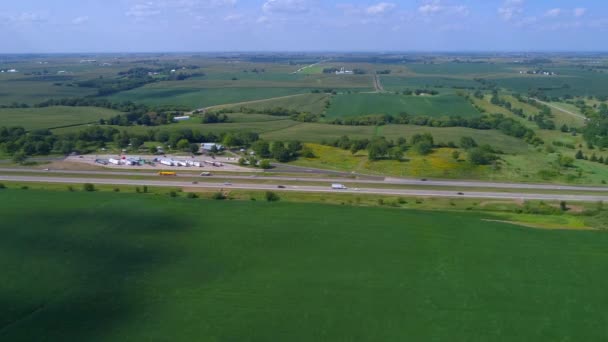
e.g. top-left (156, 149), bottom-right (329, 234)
top-left (1, 167), bottom-right (607, 192)
top-left (2, 174), bottom-right (608, 202)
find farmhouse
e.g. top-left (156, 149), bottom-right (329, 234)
top-left (335, 67), bottom-right (353, 75)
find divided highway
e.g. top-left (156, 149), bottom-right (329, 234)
top-left (1, 168), bottom-right (607, 192)
top-left (2, 174), bottom-right (608, 202)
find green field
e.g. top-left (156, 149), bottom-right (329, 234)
top-left (107, 86), bottom-right (316, 108)
top-left (2, 189), bottom-right (608, 341)
top-left (326, 93), bottom-right (481, 118)
top-left (0, 77), bottom-right (96, 105)
top-left (381, 76), bottom-right (479, 91)
top-left (0, 106), bottom-right (120, 130)
top-left (211, 93), bottom-right (331, 115)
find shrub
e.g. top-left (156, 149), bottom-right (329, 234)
top-left (265, 191), bottom-right (280, 202)
top-left (259, 159), bottom-right (272, 169)
top-left (83, 183), bottom-right (95, 192)
top-left (113, 188), bottom-right (120, 192)
top-left (67, 186), bottom-right (75, 192)
top-left (186, 192), bottom-right (199, 199)
top-left (168, 191), bottom-right (178, 197)
top-left (143, 186), bottom-right (148, 193)
top-left (211, 192), bottom-right (227, 200)
top-left (0, 183), bottom-right (5, 189)
top-left (21, 186), bottom-right (29, 190)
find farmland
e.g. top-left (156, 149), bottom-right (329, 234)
top-left (2, 189), bottom-right (608, 341)
top-left (325, 93), bottom-right (481, 118)
top-left (0, 106), bottom-right (120, 130)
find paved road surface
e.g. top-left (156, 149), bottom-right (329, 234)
top-left (2, 168), bottom-right (607, 192)
top-left (2, 174), bottom-right (608, 202)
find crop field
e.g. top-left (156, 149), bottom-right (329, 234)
top-left (0, 78), bottom-right (96, 105)
top-left (0, 106), bottom-right (120, 130)
top-left (491, 68), bottom-right (608, 97)
top-left (381, 76), bottom-right (479, 91)
top-left (106, 86), bottom-right (317, 109)
top-left (405, 62), bottom-right (514, 76)
top-left (325, 93), bottom-right (481, 118)
top-left (2, 189), bottom-right (608, 341)
top-left (211, 93), bottom-right (331, 115)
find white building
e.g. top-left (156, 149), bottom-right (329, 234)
top-left (335, 67), bottom-right (353, 75)
top-left (174, 116), bottom-right (191, 122)
top-left (201, 143), bottom-right (223, 151)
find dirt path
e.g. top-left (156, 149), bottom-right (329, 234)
top-left (530, 98), bottom-right (587, 121)
top-left (373, 74), bottom-right (385, 92)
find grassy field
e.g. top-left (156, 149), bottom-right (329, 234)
top-left (326, 93), bottom-right (481, 118)
top-left (291, 142), bottom-right (608, 184)
top-left (0, 106), bottom-right (120, 130)
top-left (2, 189), bottom-right (608, 341)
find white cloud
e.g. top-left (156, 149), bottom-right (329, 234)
top-left (257, 16), bottom-right (269, 24)
top-left (574, 8), bottom-right (586, 18)
top-left (72, 16), bottom-right (89, 25)
top-left (419, 1), bottom-right (442, 15)
top-left (418, 1), bottom-right (468, 17)
top-left (126, 3), bottom-right (162, 19)
top-left (498, 0), bottom-right (524, 21)
top-left (10, 12), bottom-right (47, 23)
top-left (223, 13), bottom-right (244, 22)
top-left (366, 2), bottom-right (396, 15)
top-left (262, 0), bottom-right (309, 14)
top-left (126, 0), bottom-right (236, 19)
top-left (544, 8), bottom-right (561, 18)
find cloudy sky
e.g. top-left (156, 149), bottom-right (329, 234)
top-left (1, 0), bottom-right (607, 52)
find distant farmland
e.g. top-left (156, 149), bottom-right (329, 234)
top-left (325, 93), bottom-right (481, 118)
top-left (0, 106), bottom-right (120, 130)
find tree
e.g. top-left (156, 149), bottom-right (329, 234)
top-left (411, 133), bottom-right (434, 146)
top-left (413, 141), bottom-right (433, 155)
top-left (468, 147), bottom-right (496, 165)
top-left (301, 146), bottom-right (315, 158)
top-left (560, 124), bottom-right (569, 133)
top-left (575, 150), bottom-right (584, 159)
top-left (560, 201), bottom-right (568, 211)
top-left (189, 143), bottom-right (200, 154)
top-left (558, 155), bottom-right (574, 168)
top-left (259, 159), bottom-right (272, 169)
top-left (452, 151), bottom-right (461, 160)
top-left (252, 140), bottom-right (271, 158)
top-left (12, 152), bottom-right (27, 164)
top-left (272, 142), bottom-right (291, 162)
top-left (368, 138), bottom-right (390, 160)
top-left (176, 139), bottom-right (190, 151)
top-left (460, 137), bottom-right (478, 150)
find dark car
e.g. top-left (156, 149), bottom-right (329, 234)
top-left (277, 185), bottom-right (286, 189)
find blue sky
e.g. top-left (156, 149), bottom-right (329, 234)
top-left (1, 0), bottom-right (607, 52)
